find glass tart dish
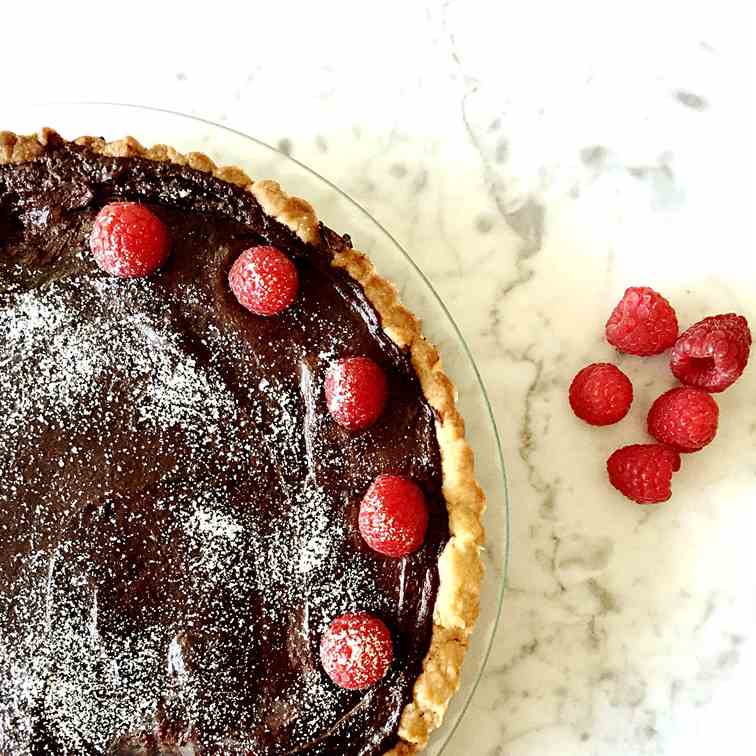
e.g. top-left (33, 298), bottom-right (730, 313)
top-left (0, 104), bottom-right (508, 756)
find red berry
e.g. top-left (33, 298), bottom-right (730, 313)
top-left (569, 363), bottom-right (633, 426)
top-left (605, 287), bottom-right (678, 355)
top-left (228, 245), bottom-right (299, 316)
top-left (647, 387), bottom-right (719, 452)
top-left (358, 475), bottom-right (429, 558)
top-left (607, 444), bottom-right (681, 504)
top-left (90, 202), bottom-right (170, 278)
top-left (324, 357), bottom-right (388, 431)
top-left (670, 314), bottom-right (751, 393)
top-left (320, 612), bottom-right (393, 690)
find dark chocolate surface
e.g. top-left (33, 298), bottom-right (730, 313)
top-left (0, 142), bottom-right (447, 755)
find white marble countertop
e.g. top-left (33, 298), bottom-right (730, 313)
top-left (2, 1), bottom-right (755, 754)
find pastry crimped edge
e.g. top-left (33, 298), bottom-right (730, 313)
top-left (0, 128), bottom-right (486, 754)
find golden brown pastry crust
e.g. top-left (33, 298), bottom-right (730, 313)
top-left (0, 129), bottom-right (485, 754)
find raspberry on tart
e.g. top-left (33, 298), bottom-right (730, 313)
top-left (359, 475), bottom-right (429, 557)
top-left (228, 244), bottom-right (299, 316)
top-left (0, 129), bottom-right (483, 756)
top-left (320, 612), bottom-right (394, 690)
top-left (90, 201), bottom-right (171, 278)
top-left (324, 356), bottom-right (388, 431)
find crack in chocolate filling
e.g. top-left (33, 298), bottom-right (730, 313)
top-left (0, 141), bottom-right (448, 755)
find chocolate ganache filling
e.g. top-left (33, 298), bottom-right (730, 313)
top-left (0, 138), bottom-right (448, 755)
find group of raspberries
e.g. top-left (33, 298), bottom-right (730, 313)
top-left (569, 287), bottom-right (751, 504)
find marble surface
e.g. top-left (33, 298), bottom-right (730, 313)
top-left (2, 1), bottom-right (755, 754)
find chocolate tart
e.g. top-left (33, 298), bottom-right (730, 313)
top-left (0, 129), bottom-right (485, 755)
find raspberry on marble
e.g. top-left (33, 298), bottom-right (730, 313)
top-left (605, 286), bottom-right (678, 356)
top-left (569, 362), bottom-right (633, 426)
top-left (607, 443), bottom-right (681, 504)
top-left (647, 386), bottom-right (719, 452)
top-left (670, 313), bottom-right (751, 393)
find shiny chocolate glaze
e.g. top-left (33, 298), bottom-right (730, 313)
top-left (0, 140), bottom-right (447, 755)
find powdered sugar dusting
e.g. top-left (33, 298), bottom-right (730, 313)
top-left (0, 277), bottom-right (237, 452)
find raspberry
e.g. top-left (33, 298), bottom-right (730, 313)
top-left (320, 612), bottom-right (393, 690)
top-left (647, 387), bottom-right (719, 452)
top-left (90, 202), bottom-right (170, 278)
top-left (607, 444), bottom-right (681, 504)
top-left (228, 245), bottom-right (299, 316)
top-left (324, 357), bottom-right (388, 431)
top-left (359, 475), bottom-right (429, 558)
top-left (569, 363), bottom-right (633, 426)
top-left (670, 314), bottom-right (751, 393)
top-left (605, 287), bottom-right (678, 355)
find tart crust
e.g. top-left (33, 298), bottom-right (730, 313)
top-left (0, 129), bottom-right (485, 754)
